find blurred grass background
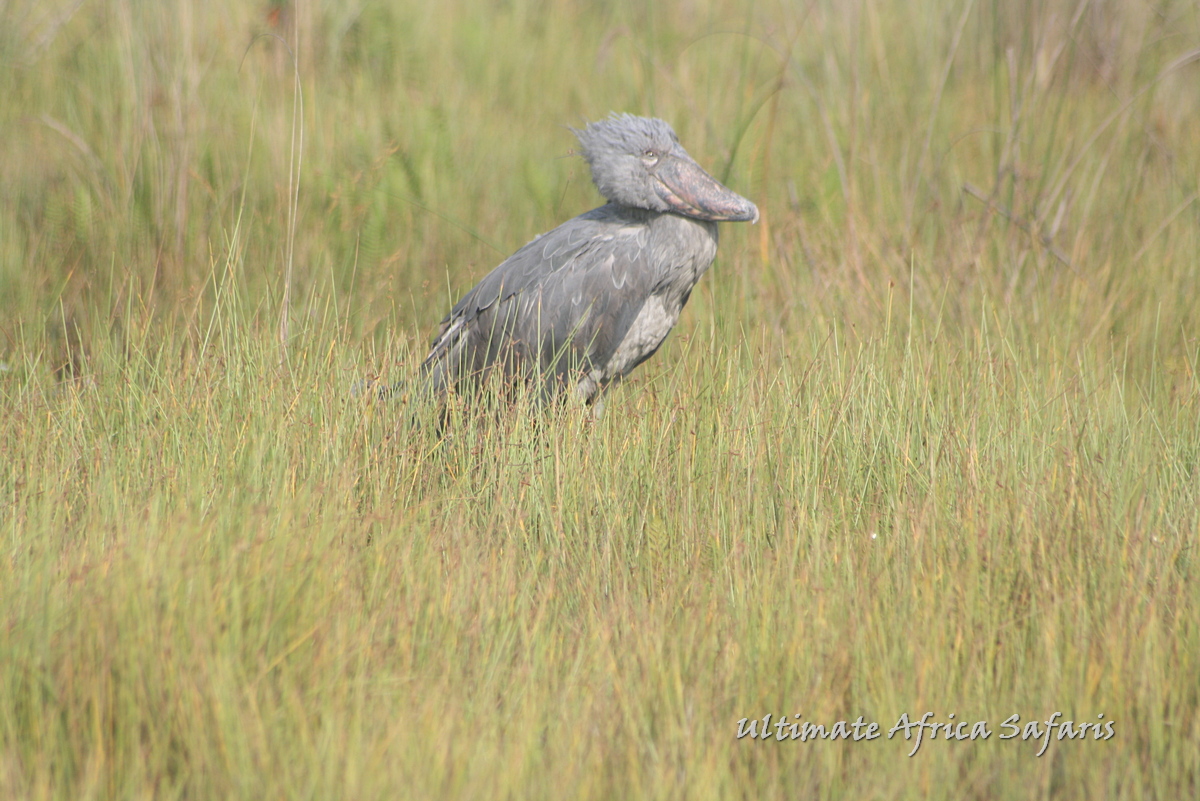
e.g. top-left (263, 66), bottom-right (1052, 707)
top-left (1, 0), bottom-right (1198, 798)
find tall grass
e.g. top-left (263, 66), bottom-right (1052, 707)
top-left (2, 0), bottom-right (1198, 798)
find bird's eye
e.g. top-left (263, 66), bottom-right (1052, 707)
top-left (643, 149), bottom-right (659, 163)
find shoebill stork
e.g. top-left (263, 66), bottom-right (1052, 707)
top-left (421, 113), bottom-right (758, 410)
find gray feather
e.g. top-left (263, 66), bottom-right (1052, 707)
top-left (419, 114), bottom-right (756, 406)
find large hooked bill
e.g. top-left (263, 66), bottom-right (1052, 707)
top-left (654, 153), bottom-right (759, 224)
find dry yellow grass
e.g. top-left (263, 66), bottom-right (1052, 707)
top-left (1, 0), bottom-right (1198, 798)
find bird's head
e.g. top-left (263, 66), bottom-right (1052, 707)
top-left (572, 113), bottom-right (758, 223)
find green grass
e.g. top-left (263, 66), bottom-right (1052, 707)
top-left (2, 0), bottom-right (1199, 797)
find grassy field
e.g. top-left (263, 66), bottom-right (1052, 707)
top-left (2, 0), bottom-right (1199, 797)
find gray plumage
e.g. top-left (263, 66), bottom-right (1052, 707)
top-left (421, 113), bottom-right (758, 408)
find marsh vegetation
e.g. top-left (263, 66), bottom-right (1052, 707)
top-left (1, 0), bottom-right (1198, 797)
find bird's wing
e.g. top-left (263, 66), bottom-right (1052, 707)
top-left (424, 207), bottom-right (654, 371)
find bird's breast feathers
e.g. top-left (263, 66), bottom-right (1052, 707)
top-left (599, 293), bottom-right (679, 380)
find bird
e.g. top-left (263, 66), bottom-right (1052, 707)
top-left (415, 113), bottom-right (758, 413)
